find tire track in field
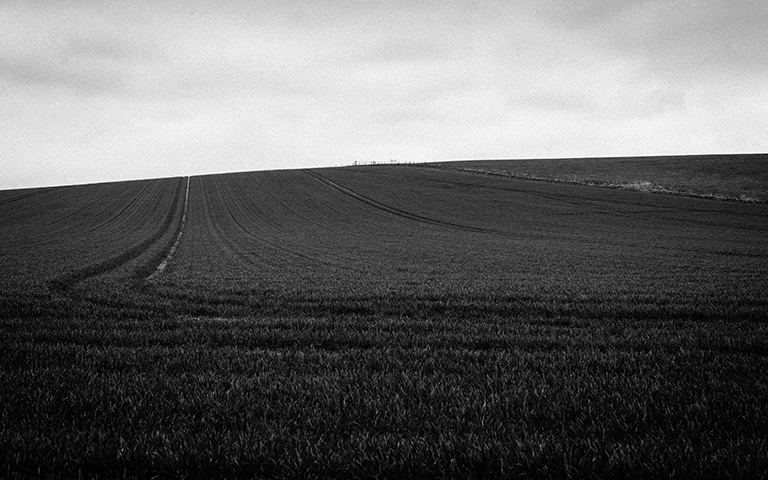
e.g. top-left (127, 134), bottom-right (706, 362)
top-left (84, 181), bottom-right (154, 234)
top-left (48, 187), bottom-right (118, 227)
top-left (0, 189), bottom-right (56, 224)
top-left (277, 173), bottom-right (386, 240)
top-left (252, 172), bottom-right (327, 230)
top-left (305, 170), bottom-right (499, 234)
top-left (0, 189), bottom-right (52, 208)
top-left (214, 176), bottom-right (364, 273)
top-left (269, 171), bottom-right (379, 240)
top-left (146, 176), bottom-right (190, 281)
top-left (49, 177), bottom-right (186, 291)
top-left (429, 164), bottom-right (768, 233)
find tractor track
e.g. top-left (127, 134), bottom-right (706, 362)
top-left (210, 175), bottom-right (364, 273)
top-left (305, 170), bottom-right (499, 235)
top-left (146, 176), bottom-right (190, 281)
top-left (48, 177), bottom-right (187, 291)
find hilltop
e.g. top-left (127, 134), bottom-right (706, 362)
top-left (2, 155), bottom-right (767, 478)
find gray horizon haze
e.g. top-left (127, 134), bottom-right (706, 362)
top-left (2, 0), bottom-right (767, 190)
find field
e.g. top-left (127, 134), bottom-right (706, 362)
top-left (1, 157), bottom-right (768, 478)
top-left (439, 154), bottom-right (768, 203)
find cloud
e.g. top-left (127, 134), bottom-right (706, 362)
top-left (0, 54), bottom-right (124, 94)
top-left (0, 2), bottom-right (156, 96)
top-left (358, 39), bottom-right (458, 65)
top-left (633, 2), bottom-right (768, 79)
top-left (0, 0), bottom-right (766, 190)
top-left (64, 35), bottom-right (149, 63)
top-left (528, 0), bottom-right (768, 81)
top-left (0, 31), bottom-right (151, 94)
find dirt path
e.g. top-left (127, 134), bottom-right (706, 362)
top-left (146, 176), bottom-right (190, 281)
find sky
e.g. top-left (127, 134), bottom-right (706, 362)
top-left (1, 0), bottom-right (767, 190)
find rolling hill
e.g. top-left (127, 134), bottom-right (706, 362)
top-left (2, 157), bottom-right (767, 478)
top-left (2, 162), bottom-right (767, 319)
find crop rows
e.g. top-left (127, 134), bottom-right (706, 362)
top-left (2, 162), bottom-right (768, 478)
top-left (0, 177), bottom-right (185, 314)
top-left (438, 154), bottom-right (768, 202)
top-left (136, 166), bottom-right (768, 322)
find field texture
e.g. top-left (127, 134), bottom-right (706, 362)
top-left (2, 160), bottom-right (768, 478)
top-left (439, 154), bottom-right (768, 203)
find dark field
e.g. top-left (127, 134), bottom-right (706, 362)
top-left (440, 153), bottom-right (768, 203)
top-left (1, 158), bottom-right (768, 478)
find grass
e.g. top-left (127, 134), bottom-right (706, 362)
top-left (4, 314), bottom-right (768, 478)
top-left (437, 154), bottom-right (768, 202)
top-left (2, 157), bottom-right (768, 478)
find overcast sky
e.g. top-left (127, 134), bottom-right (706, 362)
top-left (2, 0), bottom-right (767, 189)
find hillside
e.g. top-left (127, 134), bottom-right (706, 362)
top-left (2, 163), bottom-right (767, 318)
top-left (438, 153), bottom-right (768, 202)
top-left (2, 159), bottom-right (768, 478)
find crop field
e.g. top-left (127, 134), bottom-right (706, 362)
top-left (2, 159), bottom-right (768, 478)
top-left (440, 153), bottom-right (768, 203)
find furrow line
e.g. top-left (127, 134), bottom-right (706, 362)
top-left (0, 189), bottom-right (51, 208)
top-left (47, 188), bottom-right (116, 226)
top-left (146, 176), bottom-right (190, 281)
top-left (83, 181), bottom-right (153, 234)
top-left (218, 178), bottom-right (362, 272)
top-left (48, 177), bottom-right (185, 291)
top-left (306, 170), bottom-right (497, 234)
